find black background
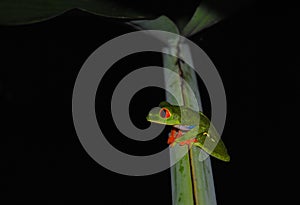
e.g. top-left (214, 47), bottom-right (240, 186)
top-left (0, 3), bottom-right (273, 205)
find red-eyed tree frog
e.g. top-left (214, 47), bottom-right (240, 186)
top-left (146, 101), bottom-right (230, 162)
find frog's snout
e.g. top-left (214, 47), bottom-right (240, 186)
top-left (146, 107), bottom-right (162, 122)
top-left (146, 115), bottom-right (150, 121)
top-left (146, 113), bottom-right (154, 121)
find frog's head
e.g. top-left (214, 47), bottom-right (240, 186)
top-left (146, 101), bottom-right (181, 125)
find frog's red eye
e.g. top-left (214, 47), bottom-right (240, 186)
top-left (159, 108), bottom-right (171, 119)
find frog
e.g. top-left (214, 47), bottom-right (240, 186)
top-left (146, 101), bottom-right (230, 162)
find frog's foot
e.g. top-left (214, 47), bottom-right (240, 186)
top-left (175, 130), bottom-right (183, 139)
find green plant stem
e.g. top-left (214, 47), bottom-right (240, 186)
top-left (163, 42), bottom-right (217, 205)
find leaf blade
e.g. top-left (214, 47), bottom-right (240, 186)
top-left (0, 0), bottom-right (154, 25)
top-left (130, 15), bottom-right (179, 34)
top-left (182, 0), bottom-right (223, 37)
top-left (182, 0), bottom-right (253, 36)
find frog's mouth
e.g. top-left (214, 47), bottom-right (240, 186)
top-left (147, 119), bottom-right (167, 125)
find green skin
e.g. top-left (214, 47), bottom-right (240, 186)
top-left (146, 101), bottom-right (230, 162)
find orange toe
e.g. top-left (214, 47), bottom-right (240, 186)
top-left (175, 130), bottom-right (183, 139)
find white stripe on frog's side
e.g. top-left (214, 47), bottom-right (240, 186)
top-left (173, 125), bottom-right (195, 131)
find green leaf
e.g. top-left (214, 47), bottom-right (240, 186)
top-left (130, 15), bottom-right (179, 34)
top-left (182, 0), bottom-right (253, 36)
top-left (129, 16), bottom-right (180, 47)
top-left (182, 0), bottom-right (223, 37)
top-left (0, 0), bottom-right (155, 25)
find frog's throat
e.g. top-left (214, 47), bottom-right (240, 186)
top-left (174, 125), bottom-right (196, 131)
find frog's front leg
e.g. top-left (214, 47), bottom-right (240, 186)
top-left (167, 128), bottom-right (184, 146)
top-left (167, 128), bottom-right (177, 145)
top-left (170, 126), bottom-right (199, 146)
